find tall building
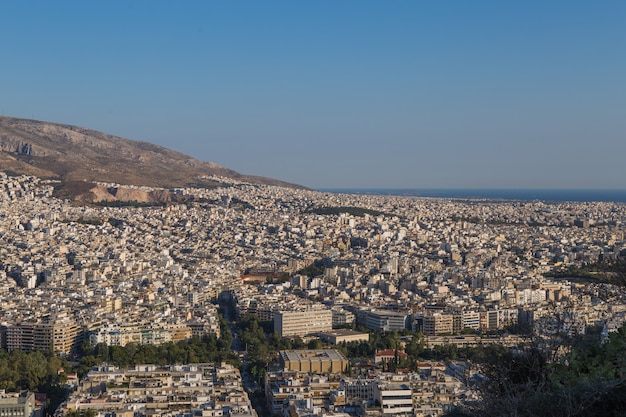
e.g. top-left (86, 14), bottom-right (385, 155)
top-left (462, 311), bottom-right (481, 331)
top-left (422, 313), bottom-right (454, 336)
top-left (6, 315), bottom-right (82, 356)
top-left (274, 309), bottom-right (332, 337)
top-left (480, 310), bottom-right (500, 332)
top-left (365, 310), bottom-right (409, 332)
top-left (331, 308), bottom-right (355, 327)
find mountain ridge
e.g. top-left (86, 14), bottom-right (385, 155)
top-left (0, 116), bottom-right (304, 201)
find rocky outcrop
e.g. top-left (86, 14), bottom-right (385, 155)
top-left (85, 185), bottom-right (118, 202)
top-left (76, 184), bottom-right (175, 204)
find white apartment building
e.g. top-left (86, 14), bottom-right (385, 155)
top-left (274, 309), bottom-right (332, 337)
top-left (375, 383), bottom-right (413, 415)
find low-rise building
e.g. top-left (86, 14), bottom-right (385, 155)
top-left (60, 363), bottom-right (255, 417)
top-left (279, 349), bottom-right (348, 373)
top-left (319, 329), bottom-right (369, 345)
top-left (0, 391), bottom-right (39, 417)
top-left (375, 383), bottom-right (413, 415)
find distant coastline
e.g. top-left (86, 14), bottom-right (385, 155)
top-left (318, 189), bottom-right (626, 203)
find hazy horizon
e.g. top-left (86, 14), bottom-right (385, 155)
top-left (1, 1), bottom-right (624, 190)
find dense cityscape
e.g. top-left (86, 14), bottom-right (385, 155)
top-left (1, 172), bottom-right (625, 417)
top-left (2, 0), bottom-right (625, 415)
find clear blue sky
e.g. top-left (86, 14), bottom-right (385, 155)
top-left (1, 1), bottom-right (625, 189)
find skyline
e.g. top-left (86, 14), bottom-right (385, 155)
top-left (1, 1), bottom-right (625, 190)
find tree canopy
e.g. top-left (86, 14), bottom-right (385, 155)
top-left (447, 324), bottom-right (626, 417)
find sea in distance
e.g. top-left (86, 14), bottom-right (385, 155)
top-left (318, 189), bottom-right (626, 203)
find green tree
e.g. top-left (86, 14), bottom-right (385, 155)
top-left (66, 409), bottom-right (96, 417)
top-left (308, 339), bottom-right (323, 350)
top-left (447, 324), bottom-right (626, 417)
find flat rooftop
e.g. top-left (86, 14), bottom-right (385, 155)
top-left (279, 349), bottom-right (347, 362)
top-left (318, 329), bottom-right (369, 337)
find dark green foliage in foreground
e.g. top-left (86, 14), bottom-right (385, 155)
top-left (0, 349), bottom-right (69, 414)
top-left (446, 324), bottom-right (626, 417)
top-left (304, 206), bottom-right (388, 217)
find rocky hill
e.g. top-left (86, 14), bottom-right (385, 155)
top-left (0, 116), bottom-right (303, 201)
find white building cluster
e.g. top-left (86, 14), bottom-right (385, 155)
top-left (1, 171), bottom-right (626, 415)
top-left (1, 172), bottom-right (626, 350)
top-left (59, 363), bottom-right (255, 417)
top-left (265, 356), bottom-right (474, 417)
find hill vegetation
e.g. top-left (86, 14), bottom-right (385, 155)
top-left (446, 324), bottom-right (626, 417)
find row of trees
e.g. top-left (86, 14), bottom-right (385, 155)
top-left (77, 333), bottom-right (237, 376)
top-left (76, 314), bottom-right (234, 375)
top-left (0, 349), bottom-right (67, 391)
top-left (235, 314), bottom-right (484, 377)
top-left (0, 314), bottom-right (236, 414)
top-left (8, 303), bottom-right (622, 417)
